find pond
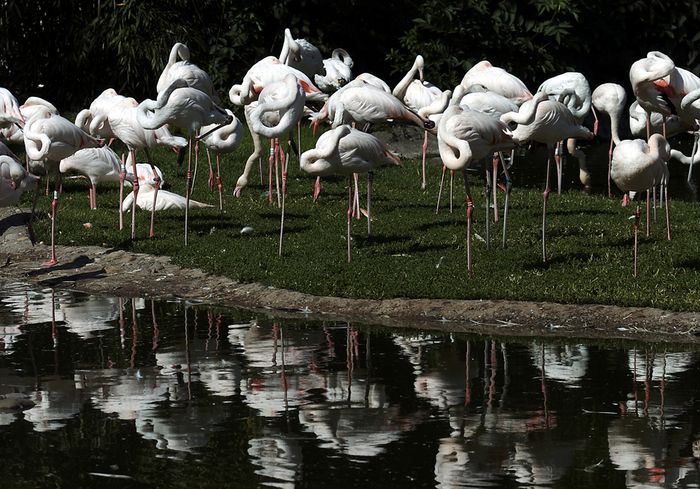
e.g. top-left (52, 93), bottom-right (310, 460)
top-left (1, 285), bottom-right (699, 488)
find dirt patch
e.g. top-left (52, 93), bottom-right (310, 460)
top-left (1, 207), bottom-right (698, 344)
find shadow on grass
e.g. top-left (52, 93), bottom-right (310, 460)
top-left (526, 252), bottom-right (599, 270)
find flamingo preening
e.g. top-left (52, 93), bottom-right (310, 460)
top-left (610, 134), bottom-right (671, 277)
top-left (137, 78), bottom-right (232, 246)
top-left (300, 124), bottom-right (400, 262)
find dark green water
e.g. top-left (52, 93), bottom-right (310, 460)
top-left (1, 285), bottom-right (699, 488)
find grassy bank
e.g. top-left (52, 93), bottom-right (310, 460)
top-left (22, 127), bottom-right (700, 312)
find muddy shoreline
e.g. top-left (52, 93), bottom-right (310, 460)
top-left (1, 207), bottom-right (698, 344)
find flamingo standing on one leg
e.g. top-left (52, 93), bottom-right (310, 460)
top-left (500, 90), bottom-right (593, 263)
top-left (592, 83), bottom-right (627, 197)
top-left (300, 124), bottom-right (400, 262)
top-left (200, 109), bottom-right (243, 211)
top-left (438, 104), bottom-right (516, 273)
top-left (392, 54), bottom-right (443, 189)
top-left (537, 72), bottom-right (593, 194)
top-left (610, 134), bottom-right (671, 277)
top-left (96, 96), bottom-right (187, 236)
top-left (247, 73), bottom-right (306, 256)
top-left (137, 78), bottom-right (232, 246)
top-left (157, 42), bottom-right (221, 103)
top-left (22, 105), bottom-right (103, 266)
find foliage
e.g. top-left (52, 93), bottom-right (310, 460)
top-left (386, 0), bottom-right (582, 89)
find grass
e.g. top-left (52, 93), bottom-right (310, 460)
top-left (20, 124), bottom-right (700, 312)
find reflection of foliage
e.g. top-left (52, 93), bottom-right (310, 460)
top-left (3, 0), bottom-right (700, 108)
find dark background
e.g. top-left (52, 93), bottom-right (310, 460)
top-left (2, 0), bottom-right (698, 110)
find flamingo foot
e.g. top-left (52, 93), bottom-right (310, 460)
top-left (41, 257), bottom-right (58, 267)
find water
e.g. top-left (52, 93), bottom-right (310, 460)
top-left (1, 285), bottom-right (700, 488)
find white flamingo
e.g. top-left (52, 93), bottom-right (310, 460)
top-left (300, 124), bottom-right (400, 261)
top-left (611, 134), bottom-right (671, 276)
top-left (200, 108), bottom-right (243, 210)
top-left (137, 78), bottom-right (231, 245)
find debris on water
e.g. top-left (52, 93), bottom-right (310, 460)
top-left (240, 226), bottom-right (254, 235)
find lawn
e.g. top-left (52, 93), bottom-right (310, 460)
top-left (22, 124), bottom-right (700, 312)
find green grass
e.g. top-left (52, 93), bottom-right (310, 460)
top-left (22, 125), bottom-right (700, 311)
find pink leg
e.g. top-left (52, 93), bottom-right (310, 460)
top-left (645, 189), bottom-right (651, 238)
top-left (462, 169), bottom-right (473, 274)
top-left (313, 176), bottom-right (321, 202)
top-left (118, 155), bottom-right (126, 230)
top-left (274, 139), bottom-right (281, 208)
top-left (130, 149), bottom-right (139, 240)
top-left (449, 170), bottom-right (454, 213)
top-left (542, 152), bottom-right (552, 263)
top-left (633, 202), bottom-right (640, 277)
top-left (279, 150), bottom-right (290, 257)
top-left (206, 148), bottom-right (215, 190)
top-left (421, 130), bottom-right (428, 190)
top-left (608, 139), bottom-right (614, 198)
top-left (435, 165), bottom-right (446, 214)
top-left (268, 140), bottom-right (274, 204)
top-left (91, 184), bottom-right (97, 210)
top-left (347, 180), bottom-right (352, 263)
top-left (492, 153), bottom-right (499, 222)
top-left (184, 138), bottom-right (193, 246)
top-left (42, 191), bottom-right (59, 267)
top-left (216, 155), bottom-right (223, 211)
top-left (664, 182), bottom-right (671, 241)
top-left (353, 173), bottom-right (361, 219)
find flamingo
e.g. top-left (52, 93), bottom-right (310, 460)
top-left (592, 83), bottom-right (629, 197)
top-left (122, 183), bottom-right (213, 212)
top-left (355, 72), bottom-right (392, 93)
top-left (460, 61), bottom-right (533, 106)
top-left (228, 56), bottom-right (327, 105)
top-left (300, 124), bottom-right (400, 261)
top-left (500, 90), bottom-right (593, 263)
top-left (95, 95), bottom-right (187, 237)
top-left (137, 78), bottom-right (232, 245)
top-left (278, 28), bottom-right (324, 80)
top-left (0, 88), bottom-right (22, 122)
top-left (157, 42), bottom-right (220, 103)
top-left (678, 87), bottom-right (700, 182)
top-left (628, 101), bottom-right (685, 139)
top-left (610, 134), bottom-right (671, 276)
top-left (247, 73), bottom-right (305, 255)
top-left (452, 86), bottom-right (519, 240)
top-left (22, 106), bottom-right (103, 265)
top-left (310, 83), bottom-right (435, 133)
top-left (314, 49), bottom-right (354, 93)
top-left (392, 55), bottom-right (443, 189)
top-left (59, 146), bottom-right (123, 209)
top-left (74, 88), bottom-right (128, 140)
top-left (438, 103), bottom-right (516, 273)
top-left (20, 97), bottom-right (59, 120)
top-left (538, 72), bottom-right (593, 194)
top-left (200, 108), bottom-right (243, 210)
top-left (0, 155), bottom-right (39, 207)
